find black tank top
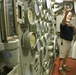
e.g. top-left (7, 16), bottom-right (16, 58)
top-left (60, 23), bottom-right (73, 41)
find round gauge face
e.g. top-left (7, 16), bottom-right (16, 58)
top-left (35, 2), bottom-right (40, 16)
top-left (30, 34), bottom-right (36, 48)
top-left (40, 21), bottom-right (44, 34)
top-left (47, 23), bottom-right (50, 32)
top-left (40, 36), bottom-right (46, 47)
top-left (37, 39), bottom-right (42, 51)
top-left (36, 21), bottom-right (42, 36)
top-left (65, 2), bottom-right (73, 11)
top-left (45, 0), bottom-right (51, 10)
top-left (44, 22), bottom-right (47, 32)
top-left (28, 9), bottom-right (34, 24)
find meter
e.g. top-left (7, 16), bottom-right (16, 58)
top-left (40, 36), bottom-right (46, 47)
top-left (36, 39), bottom-right (42, 51)
top-left (47, 23), bottom-right (51, 33)
top-left (65, 2), bottom-right (73, 11)
top-left (45, 0), bottom-right (51, 10)
top-left (42, 0), bottom-right (51, 10)
top-left (36, 21), bottom-right (42, 36)
top-left (21, 31), bottom-right (36, 56)
top-left (1, 0), bottom-right (18, 41)
top-left (29, 1), bottom-right (40, 18)
top-left (44, 22), bottom-right (47, 33)
top-left (25, 7), bottom-right (35, 26)
top-left (40, 21), bottom-right (44, 34)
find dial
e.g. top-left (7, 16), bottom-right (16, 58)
top-left (28, 9), bottom-right (34, 24)
top-left (21, 31), bottom-right (36, 56)
top-left (45, 0), bottom-right (51, 10)
top-left (44, 22), bottom-right (47, 32)
top-left (36, 21), bottom-right (42, 36)
top-left (47, 23), bottom-right (50, 32)
top-left (30, 34), bottom-right (36, 48)
top-left (42, 0), bottom-right (51, 10)
top-left (34, 1), bottom-right (40, 16)
top-left (40, 36), bottom-right (46, 47)
top-left (36, 39), bottom-right (42, 51)
top-left (65, 2), bottom-right (73, 11)
top-left (25, 7), bottom-right (35, 26)
top-left (40, 21), bottom-right (44, 34)
top-left (29, 1), bottom-right (40, 17)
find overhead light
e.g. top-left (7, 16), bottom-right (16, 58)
top-left (55, 0), bottom-right (63, 3)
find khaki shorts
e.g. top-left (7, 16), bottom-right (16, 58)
top-left (57, 38), bottom-right (71, 58)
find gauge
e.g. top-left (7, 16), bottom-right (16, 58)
top-left (29, 1), bottom-right (40, 17)
top-left (21, 31), bottom-right (36, 56)
top-left (36, 21), bottom-right (42, 36)
top-left (47, 23), bottom-right (50, 32)
top-left (36, 39), bottom-right (42, 51)
top-left (40, 21), bottom-right (44, 34)
top-left (40, 36), bottom-right (46, 47)
top-left (65, 2), bottom-right (73, 11)
top-left (45, 0), bottom-right (51, 10)
top-left (44, 22), bottom-right (47, 32)
top-left (35, 1), bottom-right (40, 16)
top-left (44, 33), bottom-right (50, 45)
top-left (30, 34), bottom-right (36, 48)
top-left (42, 0), bottom-right (47, 9)
top-left (45, 12), bottom-right (48, 20)
top-left (48, 13), bottom-right (52, 22)
top-left (25, 7), bottom-right (35, 26)
top-left (28, 9), bottom-right (34, 24)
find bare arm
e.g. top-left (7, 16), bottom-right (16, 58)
top-left (61, 6), bottom-right (70, 26)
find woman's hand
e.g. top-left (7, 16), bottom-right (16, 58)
top-left (64, 5), bottom-right (70, 16)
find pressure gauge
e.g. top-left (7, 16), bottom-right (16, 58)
top-left (36, 39), bottom-right (42, 51)
top-left (25, 7), bottom-right (35, 26)
top-left (65, 2), bottom-right (73, 11)
top-left (35, 1), bottom-right (40, 16)
top-left (47, 13), bottom-right (52, 22)
top-left (45, 0), bottom-right (51, 10)
top-left (36, 21), bottom-right (42, 36)
top-left (30, 34), bottom-right (36, 48)
top-left (40, 36), bottom-right (46, 47)
top-left (28, 9), bottom-right (34, 24)
top-left (45, 12), bottom-right (48, 20)
top-left (44, 33), bottom-right (50, 45)
top-left (29, 1), bottom-right (40, 17)
top-left (42, 0), bottom-right (47, 9)
top-left (44, 22), bottom-right (47, 32)
top-left (21, 31), bottom-right (36, 56)
top-left (40, 21), bottom-right (44, 34)
top-left (47, 23), bottom-right (50, 32)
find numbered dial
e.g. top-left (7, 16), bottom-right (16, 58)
top-left (28, 9), bottom-right (34, 24)
top-left (65, 2), bottom-right (73, 11)
top-left (25, 7), bottom-right (34, 25)
top-left (21, 31), bottom-right (36, 56)
top-left (36, 39), bottom-right (42, 51)
top-left (30, 34), bottom-right (36, 48)
top-left (35, 1), bottom-right (40, 16)
top-left (45, 0), bottom-right (51, 10)
top-left (29, 1), bottom-right (40, 17)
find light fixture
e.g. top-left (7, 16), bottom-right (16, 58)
top-left (55, 0), bottom-right (63, 3)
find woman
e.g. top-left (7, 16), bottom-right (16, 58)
top-left (58, 6), bottom-right (76, 75)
